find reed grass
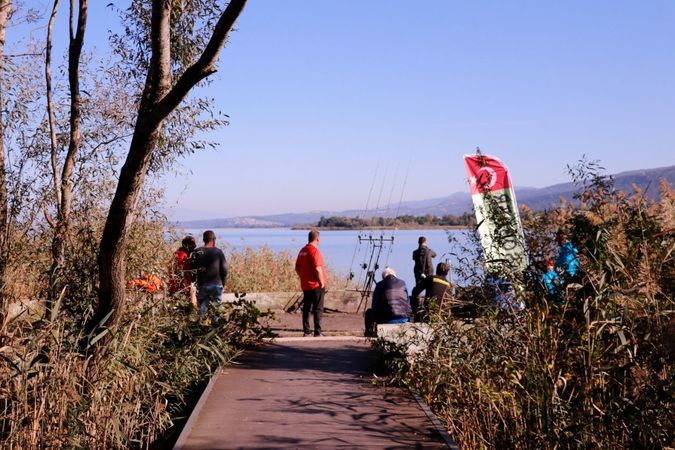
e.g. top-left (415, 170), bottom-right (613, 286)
top-left (225, 245), bottom-right (351, 293)
top-left (0, 218), bottom-right (278, 448)
top-left (380, 169), bottom-right (674, 448)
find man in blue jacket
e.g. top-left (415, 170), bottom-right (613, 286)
top-left (364, 268), bottom-right (412, 336)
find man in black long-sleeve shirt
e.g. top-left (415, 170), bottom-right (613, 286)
top-left (191, 230), bottom-right (228, 317)
top-left (412, 236), bottom-right (436, 284)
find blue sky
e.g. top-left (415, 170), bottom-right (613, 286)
top-left (20, 1), bottom-right (675, 219)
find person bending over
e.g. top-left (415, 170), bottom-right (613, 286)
top-left (411, 262), bottom-right (451, 322)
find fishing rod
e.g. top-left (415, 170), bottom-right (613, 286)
top-left (380, 162), bottom-right (400, 268)
top-left (384, 156), bottom-right (412, 268)
top-left (347, 165), bottom-right (379, 288)
top-left (354, 164), bottom-right (392, 313)
top-left (353, 159), bottom-right (415, 314)
top-left (347, 163), bottom-right (398, 313)
top-left (355, 232), bottom-right (395, 313)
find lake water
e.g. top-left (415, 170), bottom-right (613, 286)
top-left (184, 228), bottom-right (472, 290)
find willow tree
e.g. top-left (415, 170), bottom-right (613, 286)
top-left (90, 0), bottom-right (248, 341)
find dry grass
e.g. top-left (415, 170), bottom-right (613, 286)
top-left (225, 245), bottom-right (351, 293)
top-left (381, 170), bottom-right (675, 448)
top-left (0, 217), bottom-right (275, 448)
top-left (1, 293), bottom-right (271, 448)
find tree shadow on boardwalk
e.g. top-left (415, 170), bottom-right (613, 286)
top-left (178, 340), bottom-right (448, 449)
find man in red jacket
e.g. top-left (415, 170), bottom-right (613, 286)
top-left (295, 229), bottom-right (327, 337)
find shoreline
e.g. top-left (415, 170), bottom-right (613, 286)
top-left (291, 225), bottom-right (470, 231)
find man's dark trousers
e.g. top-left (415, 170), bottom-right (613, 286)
top-left (302, 287), bottom-right (325, 335)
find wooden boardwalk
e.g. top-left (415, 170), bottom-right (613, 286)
top-left (174, 336), bottom-right (454, 449)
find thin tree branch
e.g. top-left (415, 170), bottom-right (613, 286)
top-left (45, 0), bottom-right (61, 213)
top-left (59, 0), bottom-right (87, 222)
top-left (71, 132), bottom-right (133, 192)
top-left (2, 52), bottom-right (41, 58)
top-left (88, 132), bottom-right (133, 156)
top-left (0, 0), bottom-right (13, 261)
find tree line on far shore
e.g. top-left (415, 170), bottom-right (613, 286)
top-left (316, 213), bottom-right (476, 229)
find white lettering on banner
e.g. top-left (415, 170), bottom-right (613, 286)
top-left (472, 189), bottom-right (526, 273)
top-left (464, 153), bottom-right (528, 275)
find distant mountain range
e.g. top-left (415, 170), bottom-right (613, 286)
top-left (178, 165), bottom-right (675, 228)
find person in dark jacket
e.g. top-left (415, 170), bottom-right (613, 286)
top-left (411, 262), bottom-right (451, 322)
top-left (412, 236), bottom-right (436, 284)
top-left (364, 268), bottom-right (411, 336)
top-left (191, 230), bottom-right (228, 318)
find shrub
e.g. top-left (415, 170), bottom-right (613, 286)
top-left (0, 211), bottom-right (274, 448)
top-left (0, 292), bottom-right (271, 448)
top-left (387, 162), bottom-right (675, 448)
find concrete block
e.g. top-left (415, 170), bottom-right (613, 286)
top-left (377, 322), bottom-right (434, 355)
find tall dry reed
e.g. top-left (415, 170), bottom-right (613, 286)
top-left (381, 163), bottom-right (674, 449)
top-left (1, 216), bottom-right (274, 448)
top-left (225, 245), bottom-right (350, 293)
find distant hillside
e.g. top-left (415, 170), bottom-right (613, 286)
top-left (177, 165), bottom-right (674, 228)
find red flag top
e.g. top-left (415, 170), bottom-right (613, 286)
top-left (464, 154), bottom-right (513, 195)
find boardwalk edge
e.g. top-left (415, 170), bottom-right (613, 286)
top-left (410, 388), bottom-right (460, 449)
top-left (172, 367), bottom-right (223, 450)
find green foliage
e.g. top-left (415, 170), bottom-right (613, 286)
top-left (316, 213), bottom-right (475, 229)
top-left (383, 160), bottom-right (675, 449)
top-left (107, 0), bottom-right (230, 173)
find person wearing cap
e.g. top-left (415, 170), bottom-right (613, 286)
top-left (364, 268), bottom-right (412, 337)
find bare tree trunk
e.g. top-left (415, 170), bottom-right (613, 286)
top-left (90, 0), bottom-right (248, 345)
top-left (45, 0), bottom-right (61, 302)
top-left (48, 0), bottom-right (87, 303)
top-left (0, 0), bottom-right (13, 306)
top-left (46, 0), bottom-right (61, 212)
top-left (60, 0), bottom-right (87, 226)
